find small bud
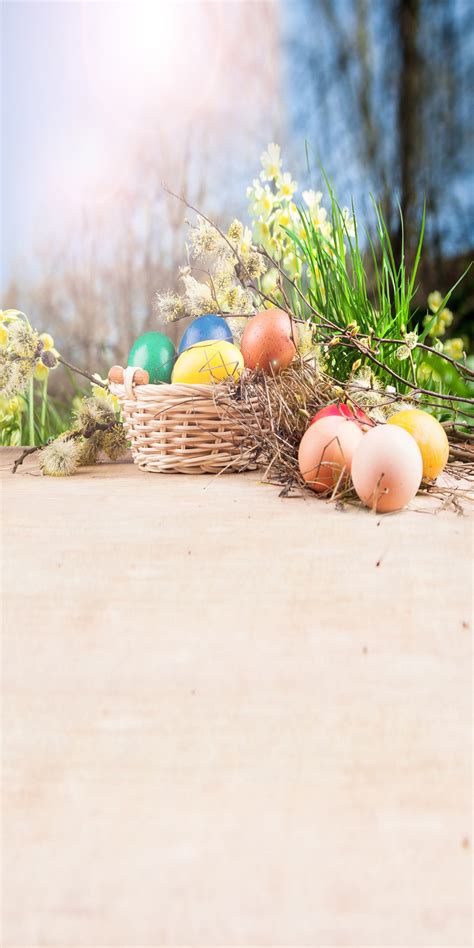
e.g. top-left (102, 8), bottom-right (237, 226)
top-left (404, 332), bottom-right (418, 350)
top-left (395, 345), bottom-right (410, 361)
top-left (346, 322), bottom-right (360, 336)
top-left (41, 349), bottom-right (58, 368)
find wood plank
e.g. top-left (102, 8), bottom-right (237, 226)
top-left (1, 448), bottom-right (472, 945)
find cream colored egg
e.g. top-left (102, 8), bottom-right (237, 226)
top-left (298, 416), bottom-right (364, 493)
top-left (351, 424), bottom-right (423, 512)
top-left (171, 340), bottom-right (244, 385)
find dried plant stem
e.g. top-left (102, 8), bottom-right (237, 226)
top-left (58, 356), bottom-right (107, 388)
top-left (356, 335), bottom-right (474, 378)
top-left (349, 340), bottom-right (474, 405)
top-left (12, 445), bottom-right (40, 473)
top-left (28, 376), bottom-right (35, 446)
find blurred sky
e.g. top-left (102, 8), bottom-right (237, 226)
top-left (1, 0), bottom-right (285, 291)
top-left (1, 0), bottom-right (473, 294)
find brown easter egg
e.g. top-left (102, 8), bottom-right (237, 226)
top-left (241, 308), bottom-right (297, 373)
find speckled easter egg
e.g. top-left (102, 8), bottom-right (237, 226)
top-left (171, 340), bottom-right (244, 385)
top-left (178, 314), bottom-right (233, 354)
top-left (388, 408), bottom-right (449, 480)
top-left (128, 332), bottom-right (176, 384)
top-left (241, 308), bottom-right (297, 373)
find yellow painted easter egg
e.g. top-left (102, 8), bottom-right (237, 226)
top-left (171, 340), bottom-right (244, 385)
top-left (388, 408), bottom-right (449, 480)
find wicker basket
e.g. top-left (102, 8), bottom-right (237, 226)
top-left (111, 366), bottom-right (262, 474)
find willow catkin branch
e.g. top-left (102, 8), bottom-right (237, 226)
top-left (11, 420), bottom-right (118, 473)
top-left (58, 356), bottom-right (107, 388)
top-left (162, 186), bottom-right (295, 320)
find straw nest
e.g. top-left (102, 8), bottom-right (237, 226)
top-left (222, 359), bottom-right (474, 504)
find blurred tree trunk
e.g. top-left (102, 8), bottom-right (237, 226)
top-left (396, 0), bottom-right (421, 252)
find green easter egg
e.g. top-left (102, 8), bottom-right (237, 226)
top-left (128, 332), bottom-right (176, 384)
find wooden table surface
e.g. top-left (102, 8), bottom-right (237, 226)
top-left (1, 447), bottom-right (472, 947)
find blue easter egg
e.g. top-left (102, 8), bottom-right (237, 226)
top-left (178, 314), bottom-right (233, 355)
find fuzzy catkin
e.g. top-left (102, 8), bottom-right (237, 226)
top-left (102, 425), bottom-right (129, 460)
top-left (39, 439), bottom-right (81, 477)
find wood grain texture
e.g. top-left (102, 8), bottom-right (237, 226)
top-left (1, 448), bottom-right (472, 947)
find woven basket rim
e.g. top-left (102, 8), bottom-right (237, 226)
top-left (110, 380), bottom-right (240, 397)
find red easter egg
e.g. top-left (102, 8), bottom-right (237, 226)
top-left (241, 308), bottom-right (297, 373)
top-left (310, 402), bottom-right (373, 430)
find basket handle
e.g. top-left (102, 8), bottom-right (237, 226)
top-left (123, 365), bottom-right (140, 400)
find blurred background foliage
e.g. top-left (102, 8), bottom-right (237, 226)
top-left (1, 0), bottom-right (473, 396)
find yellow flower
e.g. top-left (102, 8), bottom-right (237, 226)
top-left (418, 362), bottom-right (441, 383)
top-left (39, 332), bottom-right (55, 350)
top-left (443, 338), bottom-right (464, 360)
top-left (0, 325), bottom-right (8, 348)
top-left (282, 251), bottom-right (301, 278)
top-left (253, 220), bottom-right (271, 246)
top-left (34, 361), bottom-right (49, 381)
top-left (302, 189), bottom-right (323, 211)
top-left (249, 183), bottom-right (275, 219)
top-left (91, 378), bottom-right (119, 410)
top-left (246, 177), bottom-right (263, 202)
top-left (342, 207), bottom-right (355, 237)
top-left (261, 268), bottom-right (279, 295)
top-left (311, 204), bottom-right (328, 229)
top-left (276, 172), bottom-right (298, 201)
top-left (269, 236), bottom-right (282, 257)
top-left (0, 309), bottom-right (25, 322)
top-left (260, 143), bottom-right (281, 181)
top-left (239, 226), bottom-right (254, 257)
top-left (273, 208), bottom-right (291, 229)
top-left (0, 394), bottom-right (20, 419)
top-left (428, 290), bottom-right (443, 312)
top-left (319, 219), bottom-right (333, 241)
top-left (307, 263), bottom-right (323, 287)
top-left (425, 306), bottom-right (453, 337)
